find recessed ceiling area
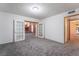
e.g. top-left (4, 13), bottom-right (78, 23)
top-left (0, 3), bottom-right (79, 19)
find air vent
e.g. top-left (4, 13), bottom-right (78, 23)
top-left (68, 10), bottom-right (75, 14)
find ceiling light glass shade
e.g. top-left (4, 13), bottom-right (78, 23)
top-left (32, 7), bottom-right (39, 11)
top-left (30, 5), bottom-right (42, 14)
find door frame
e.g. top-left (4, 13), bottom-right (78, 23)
top-left (64, 14), bottom-right (79, 44)
top-left (64, 17), bottom-right (70, 43)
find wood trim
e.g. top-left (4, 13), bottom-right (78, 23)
top-left (69, 19), bottom-right (70, 42)
top-left (64, 14), bottom-right (79, 44)
top-left (64, 17), bottom-right (65, 44)
top-left (64, 14), bottom-right (79, 18)
top-left (69, 19), bottom-right (79, 21)
top-left (64, 17), bottom-right (70, 44)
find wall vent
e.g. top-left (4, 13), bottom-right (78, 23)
top-left (68, 10), bottom-right (75, 14)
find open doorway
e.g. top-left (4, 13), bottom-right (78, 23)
top-left (64, 14), bottom-right (79, 44)
top-left (24, 21), bottom-right (38, 39)
top-left (69, 20), bottom-right (79, 43)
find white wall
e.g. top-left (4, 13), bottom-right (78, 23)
top-left (41, 8), bottom-right (79, 43)
top-left (0, 12), bottom-right (39, 44)
top-left (41, 13), bottom-right (65, 43)
top-left (0, 12), bottom-right (14, 44)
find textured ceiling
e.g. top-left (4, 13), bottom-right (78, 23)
top-left (0, 3), bottom-right (79, 19)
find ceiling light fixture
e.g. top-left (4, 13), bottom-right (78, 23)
top-left (30, 5), bottom-right (41, 13)
top-left (32, 7), bottom-right (39, 11)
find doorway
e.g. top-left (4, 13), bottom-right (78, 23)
top-left (69, 19), bottom-right (79, 44)
top-left (25, 21), bottom-right (38, 39)
top-left (64, 14), bottom-right (79, 44)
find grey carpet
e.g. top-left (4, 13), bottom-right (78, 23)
top-left (0, 33), bottom-right (79, 56)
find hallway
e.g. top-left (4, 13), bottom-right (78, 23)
top-left (0, 33), bottom-right (79, 56)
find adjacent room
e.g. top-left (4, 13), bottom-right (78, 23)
top-left (0, 3), bottom-right (79, 56)
top-left (25, 21), bottom-right (38, 38)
